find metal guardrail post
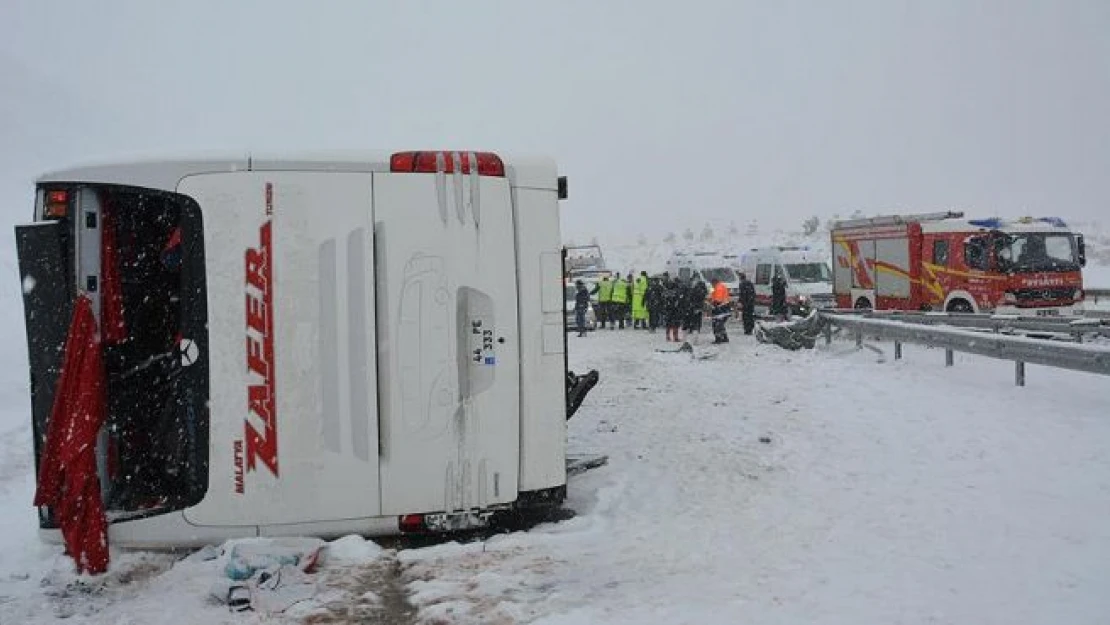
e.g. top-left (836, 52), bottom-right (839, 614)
top-left (823, 308), bottom-right (1110, 338)
top-left (825, 323), bottom-right (832, 346)
top-left (818, 310), bottom-right (1110, 381)
top-left (894, 341), bottom-right (902, 360)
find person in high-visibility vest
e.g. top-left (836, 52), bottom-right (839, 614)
top-left (631, 271), bottom-right (649, 329)
top-left (610, 274), bottom-right (630, 329)
top-left (593, 276), bottom-right (613, 329)
top-left (709, 278), bottom-right (731, 344)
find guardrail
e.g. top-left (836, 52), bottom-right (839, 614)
top-left (835, 309), bottom-right (1110, 342)
top-left (820, 311), bottom-right (1110, 387)
top-left (1087, 289), bottom-right (1110, 319)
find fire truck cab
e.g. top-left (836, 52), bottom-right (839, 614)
top-left (831, 211), bottom-right (1086, 315)
top-left (16, 150), bottom-right (585, 556)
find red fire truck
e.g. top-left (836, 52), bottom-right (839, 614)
top-left (831, 211), bottom-right (1087, 316)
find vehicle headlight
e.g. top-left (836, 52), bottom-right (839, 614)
top-left (1074, 289), bottom-right (1084, 300)
top-left (798, 295), bottom-right (810, 303)
top-left (1002, 291), bottom-right (1017, 303)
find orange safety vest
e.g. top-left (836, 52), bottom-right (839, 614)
top-left (710, 282), bottom-right (729, 304)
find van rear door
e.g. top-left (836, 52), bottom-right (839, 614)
top-left (373, 169), bottom-right (521, 516)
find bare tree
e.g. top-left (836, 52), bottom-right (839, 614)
top-left (663, 232), bottom-right (677, 244)
top-left (700, 223), bottom-right (714, 242)
top-left (682, 228), bottom-right (695, 242)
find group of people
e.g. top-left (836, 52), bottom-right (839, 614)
top-left (572, 270), bottom-right (791, 343)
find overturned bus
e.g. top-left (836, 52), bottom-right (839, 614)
top-left (16, 151), bottom-right (598, 570)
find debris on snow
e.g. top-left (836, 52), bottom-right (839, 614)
top-left (755, 310), bottom-right (828, 350)
top-left (223, 537), bottom-right (324, 581)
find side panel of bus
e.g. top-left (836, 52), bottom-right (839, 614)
top-left (180, 171), bottom-right (382, 527)
top-left (372, 172), bottom-right (521, 516)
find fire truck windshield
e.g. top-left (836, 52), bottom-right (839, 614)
top-left (997, 233), bottom-right (1081, 273)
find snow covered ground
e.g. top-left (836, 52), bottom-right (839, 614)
top-left (2, 320), bottom-right (1109, 624)
top-left (1084, 264), bottom-right (1110, 289)
top-left (392, 330), bottom-right (1110, 624)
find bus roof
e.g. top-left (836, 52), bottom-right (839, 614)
top-left (37, 151), bottom-right (558, 193)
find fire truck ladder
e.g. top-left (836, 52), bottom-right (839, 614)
top-left (832, 211), bottom-right (964, 230)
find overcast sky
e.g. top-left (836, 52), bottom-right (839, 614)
top-left (1, 0), bottom-right (1107, 242)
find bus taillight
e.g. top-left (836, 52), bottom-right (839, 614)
top-left (44, 190), bottom-right (69, 219)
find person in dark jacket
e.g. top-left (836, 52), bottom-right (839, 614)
top-left (658, 272), bottom-right (672, 329)
top-left (645, 277), bottom-right (664, 333)
top-left (664, 276), bottom-right (685, 342)
top-left (770, 274), bottom-right (788, 320)
top-left (738, 272), bottom-right (757, 335)
top-left (574, 280), bottom-right (591, 336)
top-left (686, 278), bottom-right (708, 334)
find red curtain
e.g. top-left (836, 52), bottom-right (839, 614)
top-left (33, 295), bottom-right (110, 575)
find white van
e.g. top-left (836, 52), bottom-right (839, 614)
top-left (664, 251), bottom-right (740, 298)
top-left (738, 246), bottom-right (834, 314)
top-left (16, 150), bottom-right (587, 553)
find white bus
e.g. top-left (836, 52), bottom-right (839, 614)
top-left (16, 150), bottom-right (588, 554)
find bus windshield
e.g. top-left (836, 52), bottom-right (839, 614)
top-left (785, 262), bottom-right (831, 283)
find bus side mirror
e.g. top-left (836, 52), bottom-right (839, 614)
top-left (558, 176), bottom-right (568, 200)
top-left (1077, 235), bottom-right (1086, 267)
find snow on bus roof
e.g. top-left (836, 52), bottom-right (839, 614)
top-left (37, 150), bottom-right (557, 193)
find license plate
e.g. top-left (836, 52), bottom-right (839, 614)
top-left (1036, 309), bottom-right (1060, 317)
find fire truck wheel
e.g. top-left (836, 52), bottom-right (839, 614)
top-left (947, 299), bottom-right (974, 313)
top-left (853, 298), bottom-right (872, 310)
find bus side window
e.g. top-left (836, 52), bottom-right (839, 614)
top-left (964, 237), bottom-right (988, 271)
top-left (755, 264), bottom-right (771, 285)
top-left (933, 240), bottom-right (949, 266)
